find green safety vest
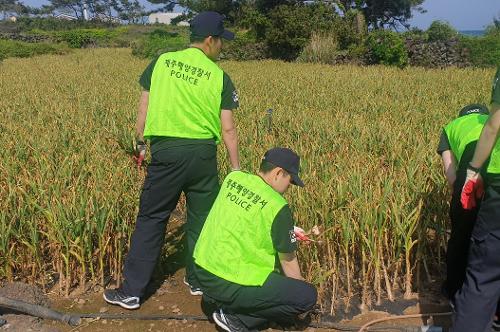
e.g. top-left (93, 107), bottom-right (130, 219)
top-left (444, 114), bottom-right (488, 167)
top-left (194, 171), bottom-right (288, 286)
top-left (444, 114), bottom-right (500, 174)
top-left (491, 67), bottom-right (500, 173)
top-left (144, 48), bottom-right (224, 144)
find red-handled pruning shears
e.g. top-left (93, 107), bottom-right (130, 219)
top-left (294, 226), bottom-right (313, 242)
top-left (294, 225), bottom-right (323, 244)
top-left (133, 154), bottom-right (145, 168)
top-left (133, 140), bottom-right (147, 169)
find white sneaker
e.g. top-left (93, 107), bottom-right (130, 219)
top-left (212, 309), bottom-right (249, 332)
top-left (103, 289), bottom-right (140, 310)
top-left (183, 277), bottom-right (203, 296)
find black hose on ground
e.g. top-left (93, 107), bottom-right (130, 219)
top-left (79, 312), bottom-right (208, 322)
top-left (78, 312), bottom-right (409, 331)
top-left (0, 296), bottom-right (81, 326)
top-left (0, 296), bottom-right (443, 332)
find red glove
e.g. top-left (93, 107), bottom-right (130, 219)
top-left (461, 177), bottom-right (484, 210)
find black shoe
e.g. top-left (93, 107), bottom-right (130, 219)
top-left (212, 309), bottom-right (249, 332)
top-left (493, 318), bottom-right (500, 331)
top-left (183, 277), bottom-right (203, 296)
top-left (103, 289), bottom-right (140, 310)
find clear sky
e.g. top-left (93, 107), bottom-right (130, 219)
top-left (20, 0), bottom-right (500, 31)
top-left (408, 0), bottom-right (500, 30)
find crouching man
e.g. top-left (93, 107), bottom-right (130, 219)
top-left (193, 147), bottom-right (317, 332)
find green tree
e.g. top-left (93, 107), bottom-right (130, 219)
top-left (236, 3), bottom-right (269, 39)
top-left (47, 0), bottom-right (85, 18)
top-left (139, 0), bottom-right (176, 14)
top-left (26, 4), bottom-right (55, 16)
top-left (366, 29), bottom-right (408, 67)
top-left (265, 3), bottom-right (336, 60)
top-left (172, 0), bottom-right (251, 23)
top-left (178, 0), bottom-right (236, 17)
top-left (485, 15), bottom-right (500, 36)
top-left (114, 0), bottom-right (146, 23)
top-left (334, 0), bottom-right (426, 29)
top-left (427, 20), bottom-right (457, 42)
top-left (255, 0), bottom-right (298, 13)
top-left (46, 0), bottom-right (137, 21)
top-left (0, 0), bottom-right (28, 18)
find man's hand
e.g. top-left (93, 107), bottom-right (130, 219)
top-left (294, 225), bottom-right (321, 244)
top-left (133, 140), bottom-right (147, 167)
top-left (461, 167), bottom-right (484, 210)
top-left (294, 226), bottom-right (312, 243)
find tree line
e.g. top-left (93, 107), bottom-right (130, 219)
top-left (1, 0), bottom-right (425, 27)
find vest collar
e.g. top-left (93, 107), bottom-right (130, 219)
top-left (188, 46), bottom-right (211, 60)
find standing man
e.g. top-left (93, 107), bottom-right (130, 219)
top-left (436, 104), bottom-right (489, 301)
top-left (104, 11), bottom-right (240, 309)
top-left (193, 148), bottom-right (318, 332)
top-left (450, 68), bottom-right (500, 331)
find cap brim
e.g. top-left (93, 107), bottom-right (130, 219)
top-left (291, 173), bottom-right (304, 187)
top-left (220, 29), bottom-right (235, 40)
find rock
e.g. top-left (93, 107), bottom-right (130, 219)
top-left (99, 307), bottom-right (108, 313)
top-left (158, 305), bottom-right (164, 310)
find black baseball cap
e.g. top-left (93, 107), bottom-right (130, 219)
top-left (190, 11), bottom-right (235, 40)
top-left (263, 147), bottom-right (304, 187)
top-left (458, 103), bottom-right (489, 117)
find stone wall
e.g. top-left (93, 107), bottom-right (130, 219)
top-left (0, 33), bottom-right (51, 43)
top-left (405, 37), bottom-right (470, 68)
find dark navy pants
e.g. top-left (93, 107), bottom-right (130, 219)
top-left (121, 143), bottom-right (220, 298)
top-left (445, 171), bottom-right (480, 299)
top-left (196, 265), bottom-right (317, 330)
top-left (450, 186), bottom-right (500, 332)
